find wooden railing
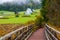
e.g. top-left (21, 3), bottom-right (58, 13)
top-left (0, 24), bottom-right (34, 40)
top-left (1, 23), bottom-right (60, 40)
top-left (45, 24), bottom-right (60, 40)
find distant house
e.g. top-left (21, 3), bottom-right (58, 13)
top-left (25, 8), bottom-right (33, 15)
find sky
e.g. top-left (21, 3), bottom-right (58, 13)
top-left (0, 0), bottom-right (41, 4)
top-left (0, 0), bottom-right (13, 3)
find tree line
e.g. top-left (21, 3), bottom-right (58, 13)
top-left (0, 1), bottom-right (41, 12)
top-left (0, 1), bottom-right (41, 17)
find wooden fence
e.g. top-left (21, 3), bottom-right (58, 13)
top-left (45, 24), bottom-right (60, 40)
top-left (0, 24), bottom-right (34, 40)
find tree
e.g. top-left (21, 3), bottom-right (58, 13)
top-left (42, 0), bottom-right (60, 26)
top-left (0, 3), bottom-right (20, 17)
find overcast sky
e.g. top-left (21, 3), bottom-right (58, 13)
top-left (1, 0), bottom-right (13, 3)
top-left (0, 0), bottom-right (41, 4)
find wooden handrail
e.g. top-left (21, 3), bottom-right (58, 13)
top-left (0, 27), bottom-right (26, 40)
top-left (46, 24), bottom-right (60, 34)
top-left (45, 27), bottom-right (58, 40)
top-left (45, 24), bottom-right (59, 40)
top-left (0, 24), bottom-right (34, 40)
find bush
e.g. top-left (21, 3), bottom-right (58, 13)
top-left (35, 16), bottom-right (44, 27)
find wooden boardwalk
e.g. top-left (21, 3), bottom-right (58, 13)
top-left (28, 28), bottom-right (46, 40)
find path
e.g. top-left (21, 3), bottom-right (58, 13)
top-left (28, 28), bottom-right (46, 40)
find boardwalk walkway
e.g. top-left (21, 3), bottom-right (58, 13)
top-left (28, 28), bottom-right (46, 40)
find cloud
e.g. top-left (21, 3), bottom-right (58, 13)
top-left (33, 0), bottom-right (42, 4)
top-left (0, 0), bottom-right (13, 3)
top-left (0, 0), bottom-right (41, 4)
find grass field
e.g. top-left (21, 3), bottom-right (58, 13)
top-left (0, 9), bottom-right (40, 24)
top-left (0, 9), bottom-right (40, 37)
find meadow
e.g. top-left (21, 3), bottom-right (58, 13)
top-left (0, 9), bottom-right (40, 24)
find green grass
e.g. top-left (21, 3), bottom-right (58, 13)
top-left (0, 9), bottom-right (40, 24)
top-left (0, 15), bottom-right (36, 24)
